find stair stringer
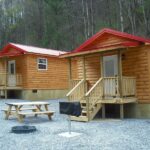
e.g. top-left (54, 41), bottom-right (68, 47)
top-left (89, 102), bottom-right (102, 121)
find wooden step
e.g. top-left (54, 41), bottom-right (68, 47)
top-left (70, 116), bottom-right (88, 122)
top-left (80, 100), bottom-right (86, 104)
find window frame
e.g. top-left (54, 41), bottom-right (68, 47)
top-left (37, 58), bottom-right (48, 70)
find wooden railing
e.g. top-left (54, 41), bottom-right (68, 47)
top-left (85, 76), bottom-right (136, 100)
top-left (0, 73), bottom-right (6, 86)
top-left (0, 73), bottom-right (22, 87)
top-left (103, 77), bottom-right (119, 97)
top-left (85, 78), bottom-right (103, 109)
top-left (67, 79), bottom-right (86, 101)
top-left (122, 76), bottom-right (136, 96)
top-left (70, 79), bottom-right (81, 89)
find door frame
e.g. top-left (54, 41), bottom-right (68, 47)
top-left (7, 60), bottom-right (16, 86)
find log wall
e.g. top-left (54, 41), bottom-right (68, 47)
top-left (75, 45), bottom-right (150, 103)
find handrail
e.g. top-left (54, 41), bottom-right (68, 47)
top-left (85, 78), bottom-right (103, 96)
top-left (66, 79), bottom-right (84, 97)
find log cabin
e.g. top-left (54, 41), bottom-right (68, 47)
top-left (61, 28), bottom-right (150, 121)
top-left (0, 43), bottom-right (69, 100)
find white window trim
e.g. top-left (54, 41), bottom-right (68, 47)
top-left (37, 58), bottom-right (48, 70)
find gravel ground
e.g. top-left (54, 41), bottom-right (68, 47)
top-left (0, 99), bottom-right (150, 150)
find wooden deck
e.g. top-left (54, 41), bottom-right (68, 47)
top-left (98, 97), bottom-right (137, 104)
top-left (66, 77), bottom-right (137, 122)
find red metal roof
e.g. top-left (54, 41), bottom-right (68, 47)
top-left (0, 43), bottom-right (66, 57)
top-left (74, 28), bottom-right (150, 52)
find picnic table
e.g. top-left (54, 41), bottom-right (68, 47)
top-left (2, 101), bottom-right (54, 122)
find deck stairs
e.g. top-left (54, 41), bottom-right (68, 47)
top-left (67, 78), bottom-right (103, 122)
top-left (67, 76), bottom-right (137, 121)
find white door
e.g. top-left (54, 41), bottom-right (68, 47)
top-left (103, 55), bottom-right (118, 96)
top-left (8, 60), bottom-right (16, 86)
top-left (103, 55), bottom-right (118, 77)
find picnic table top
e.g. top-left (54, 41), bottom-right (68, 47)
top-left (5, 101), bottom-right (50, 106)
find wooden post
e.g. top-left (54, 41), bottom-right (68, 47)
top-left (118, 50), bottom-right (122, 98)
top-left (5, 57), bottom-right (8, 99)
top-left (100, 54), bottom-right (104, 78)
top-left (120, 104), bottom-right (124, 119)
top-left (102, 104), bottom-right (105, 119)
top-left (82, 56), bottom-right (89, 120)
top-left (68, 58), bottom-right (72, 88)
top-left (100, 54), bottom-right (104, 99)
top-left (68, 58), bottom-right (72, 101)
top-left (82, 56), bottom-right (86, 80)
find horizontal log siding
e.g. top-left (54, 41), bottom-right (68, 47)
top-left (122, 46), bottom-right (150, 103)
top-left (0, 56), bottom-right (28, 87)
top-left (77, 54), bottom-right (101, 88)
top-left (25, 55), bottom-right (68, 89)
top-left (71, 59), bottom-right (78, 79)
top-left (0, 54), bottom-right (69, 90)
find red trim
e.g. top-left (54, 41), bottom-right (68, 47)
top-left (2, 43), bottom-right (26, 54)
top-left (0, 43), bottom-right (59, 58)
top-left (74, 28), bottom-right (150, 52)
top-left (60, 41), bottom-right (141, 57)
top-left (0, 53), bottom-right (24, 57)
top-left (76, 41), bottom-right (141, 52)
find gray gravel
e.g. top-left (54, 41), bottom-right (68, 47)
top-left (0, 99), bottom-right (150, 150)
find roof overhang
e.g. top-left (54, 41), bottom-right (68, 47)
top-left (60, 41), bottom-right (142, 58)
top-left (60, 28), bottom-right (150, 58)
top-left (0, 43), bottom-right (66, 58)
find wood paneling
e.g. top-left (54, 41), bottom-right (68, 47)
top-left (25, 54), bottom-right (68, 89)
top-left (0, 54), bottom-right (69, 90)
top-left (122, 45), bottom-right (150, 103)
top-left (75, 45), bottom-right (150, 103)
top-left (76, 54), bottom-right (101, 88)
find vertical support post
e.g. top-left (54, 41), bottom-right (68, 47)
top-left (4, 57), bottom-right (8, 99)
top-left (102, 104), bottom-right (105, 119)
top-left (82, 56), bottom-right (86, 80)
top-left (100, 54), bottom-right (104, 99)
top-left (100, 54), bottom-right (104, 78)
top-left (82, 56), bottom-right (89, 120)
top-left (82, 56), bottom-right (86, 92)
top-left (120, 104), bottom-right (124, 119)
top-left (68, 58), bottom-right (72, 89)
top-left (118, 50), bottom-right (122, 98)
top-left (68, 58), bottom-right (72, 101)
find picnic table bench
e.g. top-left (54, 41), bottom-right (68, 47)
top-left (2, 101), bottom-right (55, 122)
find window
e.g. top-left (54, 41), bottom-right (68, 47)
top-left (37, 58), bottom-right (47, 70)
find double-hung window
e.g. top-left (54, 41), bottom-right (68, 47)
top-left (37, 58), bottom-right (47, 70)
